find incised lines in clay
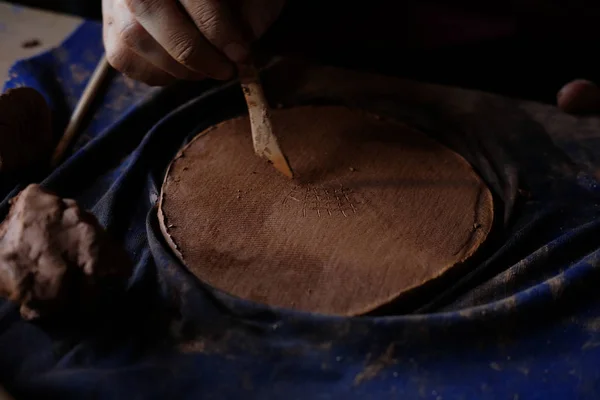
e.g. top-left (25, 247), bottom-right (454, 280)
top-left (282, 184), bottom-right (359, 217)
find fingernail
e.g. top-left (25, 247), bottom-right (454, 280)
top-left (223, 43), bottom-right (250, 63)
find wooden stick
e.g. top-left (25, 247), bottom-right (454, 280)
top-left (239, 64), bottom-right (293, 179)
top-left (51, 54), bottom-right (110, 167)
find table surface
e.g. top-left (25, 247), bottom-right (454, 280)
top-left (0, 1), bottom-right (81, 85)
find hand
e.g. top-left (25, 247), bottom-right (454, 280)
top-left (102, 0), bottom-right (286, 86)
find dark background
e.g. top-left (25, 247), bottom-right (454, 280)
top-left (3, 0), bottom-right (599, 105)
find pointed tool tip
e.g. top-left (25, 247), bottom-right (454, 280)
top-left (271, 155), bottom-right (294, 179)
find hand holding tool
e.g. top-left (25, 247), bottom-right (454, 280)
top-left (238, 63), bottom-right (293, 179)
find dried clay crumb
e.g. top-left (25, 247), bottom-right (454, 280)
top-left (0, 184), bottom-right (132, 320)
top-left (21, 38), bottom-right (41, 49)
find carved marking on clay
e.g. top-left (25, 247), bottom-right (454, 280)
top-left (282, 184), bottom-right (359, 217)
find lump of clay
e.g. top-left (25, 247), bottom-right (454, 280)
top-left (0, 184), bottom-right (132, 320)
top-left (0, 87), bottom-right (53, 172)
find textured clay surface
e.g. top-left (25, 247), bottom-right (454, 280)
top-left (159, 106), bottom-right (493, 316)
top-left (0, 185), bottom-right (132, 320)
top-left (0, 87), bottom-right (52, 172)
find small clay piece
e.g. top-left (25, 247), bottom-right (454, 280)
top-left (21, 38), bottom-right (41, 49)
top-left (557, 79), bottom-right (600, 114)
top-left (0, 87), bottom-right (53, 172)
top-left (159, 106), bottom-right (494, 316)
top-left (0, 184), bottom-right (132, 320)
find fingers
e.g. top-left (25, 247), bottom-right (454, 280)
top-left (179, 0), bottom-right (251, 63)
top-left (116, 14), bottom-right (205, 81)
top-left (103, 0), bottom-right (179, 85)
top-left (106, 44), bottom-right (177, 87)
top-left (124, 0), bottom-right (235, 79)
top-left (557, 79), bottom-right (600, 115)
top-left (178, 0), bottom-right (286, 63)
top-left (103, 0), bottom-right (285, 84)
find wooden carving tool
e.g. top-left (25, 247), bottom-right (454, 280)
top-left (51, 54), bottom-right (110, 168)
top-left (238, 63), bottom-right (294, 179)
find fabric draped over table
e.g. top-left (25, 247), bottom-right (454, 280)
top-left (0, 22), bottom-right (600, 399)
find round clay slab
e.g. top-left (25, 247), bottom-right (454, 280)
top-left (159, 106), bottom-right (493, 316)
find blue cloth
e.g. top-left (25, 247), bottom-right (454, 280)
top-left (2, 21), bottom-right (600, 399)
